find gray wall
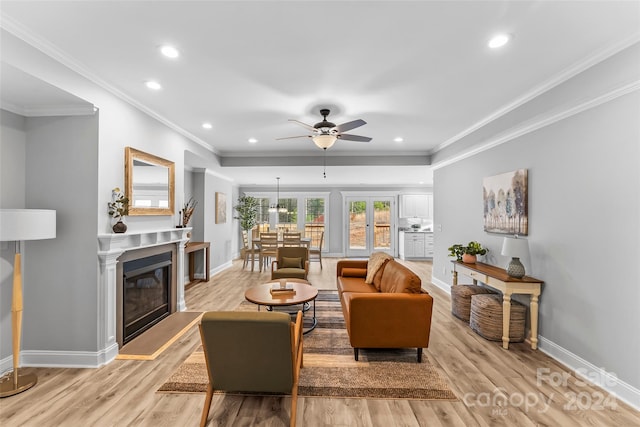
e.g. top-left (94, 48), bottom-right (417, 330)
top-left (0, 110), bottom-right (27, 361)
top-left (432, 75), bottom-right (639, 392)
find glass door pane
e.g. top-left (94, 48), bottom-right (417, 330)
top-left (373, 199), bottom-right (391, 250)
top-left (348, 200), bottom-right (367, 253)
top-left (346, 196), bottom-right (395, 257)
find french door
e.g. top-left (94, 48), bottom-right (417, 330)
top-left (345, 196), bottom-right (395, 257)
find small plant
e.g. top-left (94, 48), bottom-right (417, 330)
top-left (448, 241), bottom-right (488, 261)
top-left (108, 187), bottom-right (129, 220)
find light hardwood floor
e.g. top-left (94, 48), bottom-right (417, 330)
top-left (1, 258), bottom-right (638, 426)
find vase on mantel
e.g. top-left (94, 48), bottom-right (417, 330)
top-left (112, 219), bottom-right (127, 234)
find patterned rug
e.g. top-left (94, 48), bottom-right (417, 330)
top-left (158, 291), bottom-right (456, 400)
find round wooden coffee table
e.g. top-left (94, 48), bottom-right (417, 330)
top-left (244, 279), bottom-right (318, 334)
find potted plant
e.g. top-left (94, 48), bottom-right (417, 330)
top-left (448, 241), bottom-right (488, 263)
top-left (108, 187), bottom-right (129, 233)
top-left (233, 194), bottom-right (259, 236)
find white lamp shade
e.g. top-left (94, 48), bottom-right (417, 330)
top-left (312, 134), bottom-right (337, 149)
top-left (501, 236), bottom-right (529, 259)
top-left (0, 209), bottom-right (56, 241)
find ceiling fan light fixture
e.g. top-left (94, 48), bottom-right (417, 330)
top-left (312, 134), bottom-right (337, 149)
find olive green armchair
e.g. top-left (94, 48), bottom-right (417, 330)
top-left (199, 310), bottom-right (303, 427)
top-left (271, 247), bottom-right (309, 280)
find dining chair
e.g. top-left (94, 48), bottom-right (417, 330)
top-left (282, 231), bottom-right (302, 247)
top-left (308, 231), bottom-right (324, 269)
top-left (259, 233), bottom-right (279, 272)
top-left (241, 230), bottom-right (258, 271)
top-left (199, 310), bottom-right (303, 427)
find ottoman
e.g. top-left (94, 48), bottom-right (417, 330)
top-left (450, 285), bottom-right (496, 322)
top-left (469, 294), bottom-right (526, 342)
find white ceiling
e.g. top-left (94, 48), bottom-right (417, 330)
top-left (1, 1), bottom-right (638, 186)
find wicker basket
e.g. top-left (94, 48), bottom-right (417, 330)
top-left (470, 294), bottom-right (526, 342)
top-left (451, 285), bottom-right (496, 322)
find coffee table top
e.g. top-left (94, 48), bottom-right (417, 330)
top-left (244, 279), bottom-right (318, 307)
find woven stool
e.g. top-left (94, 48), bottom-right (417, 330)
top-left (470, 294), bottom-right (526, 342)
top-left (451, 285), bottom-right (496, 322)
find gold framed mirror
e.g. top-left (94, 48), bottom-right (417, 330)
top-left (125, 147), bottom-right (175, 216)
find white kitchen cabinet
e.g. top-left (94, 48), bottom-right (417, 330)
top-left (400, 194), bottom-right (433, 219)
top-left (399, 231), bottom-right (432, 260)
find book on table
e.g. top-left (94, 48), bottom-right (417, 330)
top-left (270, 280), bottom-right (296, 295)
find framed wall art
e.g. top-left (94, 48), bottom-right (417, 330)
top-left (215, 192), bottom-right (227, 224)
top-left (483, 169), bottom-right (528, 235)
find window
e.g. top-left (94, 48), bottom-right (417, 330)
top-left (254, 197), bottom-right (271, 237)
top-left (305, 198), bottom-right (325, 248)
top-left (277, 198), bottom-right (297, 232)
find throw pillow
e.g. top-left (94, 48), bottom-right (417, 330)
top-left (342, 267), bottom-right (367, 277)
top-left (365, 252), bottom-right (394, 284)
top-left (281, 257), bottom-right (302, 268)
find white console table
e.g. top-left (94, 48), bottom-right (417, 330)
top-left (452, 261), bottom-right (543, 350)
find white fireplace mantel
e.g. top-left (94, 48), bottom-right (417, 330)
top-left (96, 227), bottom-right (191, 366)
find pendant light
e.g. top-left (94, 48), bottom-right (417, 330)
top-left (268, 177), bottom-right (288, 213)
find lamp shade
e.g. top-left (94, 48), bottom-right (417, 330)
top-left (312, 134), bottom-right (337, 149)
top-left (0, 209), bottom-right (56, 241)
top-left (501, 236), bottom-right (529, 259)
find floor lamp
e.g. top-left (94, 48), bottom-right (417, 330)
top-left (0, 209), bottom-right (56, 398)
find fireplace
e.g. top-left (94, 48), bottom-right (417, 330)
top-left (122, 251), bottom-right (171, 344)
top-left (115, 244), bottom-right (177, 348)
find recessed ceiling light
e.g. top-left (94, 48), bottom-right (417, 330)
top-left (419, 181), bottom-right (424, 185)
top-left (160, 45), bottom-right (179, 59)
top-left (202, 122), bottom-right (212, 129)
top-left (488, 34), bottom-right (511, 49)
top-left (394, 137), bottom-right (404, 143)
top-left (145, 80), bottom-right (162, 90)
top-left (248, 138), bottom-right (258, 144)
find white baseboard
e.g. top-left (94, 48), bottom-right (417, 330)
top-left (538, 336), bottom-right (640, 411)
top-left (19, 342), bottom-right (119, 369)
top-left (430, 275), bottom-right (451, 294)
top-left (211, 260), bottom-right (232, 276)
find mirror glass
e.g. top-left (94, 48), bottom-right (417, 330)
top-left (125, 147), bottom-right (175, 216)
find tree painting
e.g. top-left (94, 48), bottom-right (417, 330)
top-left (483, 169), bottom-right (528, 235)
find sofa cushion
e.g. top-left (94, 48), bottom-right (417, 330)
top-left (365, 252), bottom-right (394, 284)
top-left (341, 267), bottom-right (367, 278)
top-left (379, 260), bottom-right (422, 293)
top-left (372, 259), bottom-right (390, 291)
top-left (337, 276), bottom-right (377, 294)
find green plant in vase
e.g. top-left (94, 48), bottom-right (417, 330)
top-left (448, 241), bottom-right (488, 263)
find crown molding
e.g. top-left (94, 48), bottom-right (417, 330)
top-left (433, 34), bottom-right (640, 154)
top-left (432, 79), bottom-right (640, 170)
top-left (1, 101), bottom-right (96, 117)
top-left (1, 14), bottom-right (216, 154)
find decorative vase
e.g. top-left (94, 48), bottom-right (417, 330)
top-left (462, 253), bottom-right (477, 264)
top-left (506, 257), bottom-right (526, 278)
top-left (112, 220), bottom-right (127, 234)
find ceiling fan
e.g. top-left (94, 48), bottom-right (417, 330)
top-left (277, 109), bottom-right (372, 149)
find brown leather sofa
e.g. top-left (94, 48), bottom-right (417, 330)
top-left (336, 259), bottom-right (433, 362)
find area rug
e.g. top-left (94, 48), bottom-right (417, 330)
top-left (116, 311), bottom-right (203, 360)
top-left (158, 291), bottom-right (456, 400)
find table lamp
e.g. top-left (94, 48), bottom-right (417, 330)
top-left (501, 235), bottom-right (529, 278)
top-left (0, 209), bottom-right (56, 398)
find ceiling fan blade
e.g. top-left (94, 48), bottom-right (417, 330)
top-left (288, 119), bottom-right (316, 132)
top-left (276, 135), bottom-right (311, 140)
top-left (338, 134), bottom-right (372, 142)
top-left (335, 119), bottom-right (366, 133)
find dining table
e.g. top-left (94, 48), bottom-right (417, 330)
top-left (249, 237), bottom-right (311, 272)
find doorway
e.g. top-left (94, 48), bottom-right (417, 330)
top-left (345, 195), bottom-right (395, 257)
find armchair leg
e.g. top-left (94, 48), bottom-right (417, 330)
top-left (417, 348), bottom-right (423, 363)
top-left (354, 348), bottom-right (359, 361)
top-left (200, 385), bottom-right (214, 427)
